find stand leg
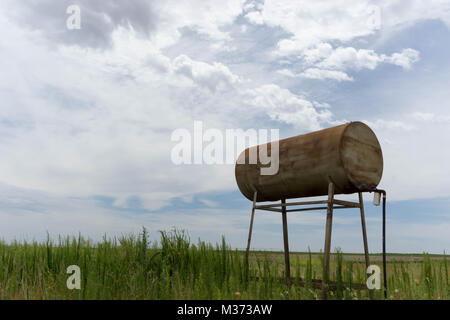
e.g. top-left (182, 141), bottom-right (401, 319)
top-left (281, 198), bottom-right (291, 283)
top-left (245, 191), bottom-right (258, 261)
top-left (321, 182), bottom-right (335, 300)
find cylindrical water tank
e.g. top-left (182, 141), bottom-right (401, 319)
top-left (235, 121), bottom-right (383, 202)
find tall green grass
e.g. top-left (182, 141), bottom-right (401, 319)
top-left (0, 228), bottom-right (448, 299)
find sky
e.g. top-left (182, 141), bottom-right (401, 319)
top-left (1, 0), bottom-right (450, 254)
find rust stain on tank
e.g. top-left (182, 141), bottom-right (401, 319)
top-left (235, 121), bottom-right (383, 202)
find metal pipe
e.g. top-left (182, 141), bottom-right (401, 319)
top-left (382, 191), bottom-right (387, 299)
top-left (284, 205), bottom-right (353, 212)
top-left (358, 192), bottom-right (370, 270)
top-left (374, 189), bottom-right (387, 299)
top-left (255, 200), bottom-right (329, 209)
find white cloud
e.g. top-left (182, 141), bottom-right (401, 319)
top-left (247, 0), bottom-right (380, 52)
top-left (385, 48), bottom-right (420, 69)
top-left (363, 119), bottom-right (414, 131)
top-left (277, 45), bottom-right (420, 81)
top-left (411, 112), bottom-right (450, 123)
top-left (302, 68), bottom-right (353, 82)
top-left (379, 0), bottom-right (450, 30)
top-left (318, 47), bottom-right (384, 70)
top-left (246, 0), bottom-right (450, 56)
top-left (317, 47), bottom-right (420, 71)
top-left (363, 113), bottom-right (450, 202)
top-left (0, 10), bottom-right (336, 215)
top-left (301, 68), bottom-right (353, 81)
top-left (276, 69), bottom-right (296, 77)
top-left (3, 0), bottom-right (247, 50)
top-left (0, 181), bottom-right (248, 243)
top-left (0, 16), bottom-right (235, 209)
top-left (198, 198), bottom-right (218, 208)
top-left (412, 112), bottom-right (436, 121)
top-left (278, 67), bottom-right (353, 81)
top-left (245, 84), bottom-right (332, 130)
top-left (276, 38), bottom-right (316, 57)
top-left (244, 1), bottom-right (423, 79)
top-left (151, 0), bottom-right (246, 47)
top-left (313, 101), bottom-right (331, 109)
top-left (244, 11), bottom-right (264, 25)
top-left (1, 0), bottom-right (450, 252)
top-left (302, 42), bottom-right (334, 64)
top-left (172, 55), bottom-right (241, 92)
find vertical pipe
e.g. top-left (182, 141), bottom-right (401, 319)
top-left (359, 192), bottom-right (372, 299)
top-left (321, 182), bottom-right (335, 300)
top-left (281, 198), bottom-right (291, 283)
top-left (382, 192), bottom-right (387, 299)
top-left (358, 192), bottom-right (370, 269)
top-left (245, 191), bottom-right (258, 261)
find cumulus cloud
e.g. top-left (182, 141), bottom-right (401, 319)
top-left (0, 8), bottom-right (334, 216)
top-left (244, 10), bottom-right (264, 25)
top-left (277, 46), bottom-right (420, 81)
top-left (245, 84), bottom-right (332, 130)
top-left (157, 0), bottom-right (246, 43)
top-left (317, 47), bottom-right (384, 70)
top-left (317, 47), bottom-right (420, 71)
top-left (3, 0), bottom-right (246, 49)
top-left (0, 15), bottom-right (232, 210)
top-left (244, 1), bottom-right (422, 80)
top-left (1, 0), bottom-right (450, 251)
top-left (246, 0), bottom-right (449, 57)
top-left (301, 43), bottom-right (334, 64)
top-left (278, 68), bottom-right (354, 81)
top-left (379, 0), bottom-right (450, 29)
top-left (3, 0), bottom-right (158, 48)
top-left (245, 0), bottom-right (382, 54)
top-left (385, 48), bottom-right (420, 69)
top-left (172, 55), bottom-right (241, 92)
top-left (300, 68), bottom-right (354, 81)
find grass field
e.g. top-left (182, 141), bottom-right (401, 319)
top-left (0, 228), bottom-right (448, 300)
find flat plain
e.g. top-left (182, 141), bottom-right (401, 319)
top-left (0, 229), bottom-right (447, 300)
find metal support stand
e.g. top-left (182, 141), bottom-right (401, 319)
top-left (245, 183), bottom-right (375, 300)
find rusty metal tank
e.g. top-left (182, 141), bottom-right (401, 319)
top-left (235, 121), bottom-right (383, 202)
